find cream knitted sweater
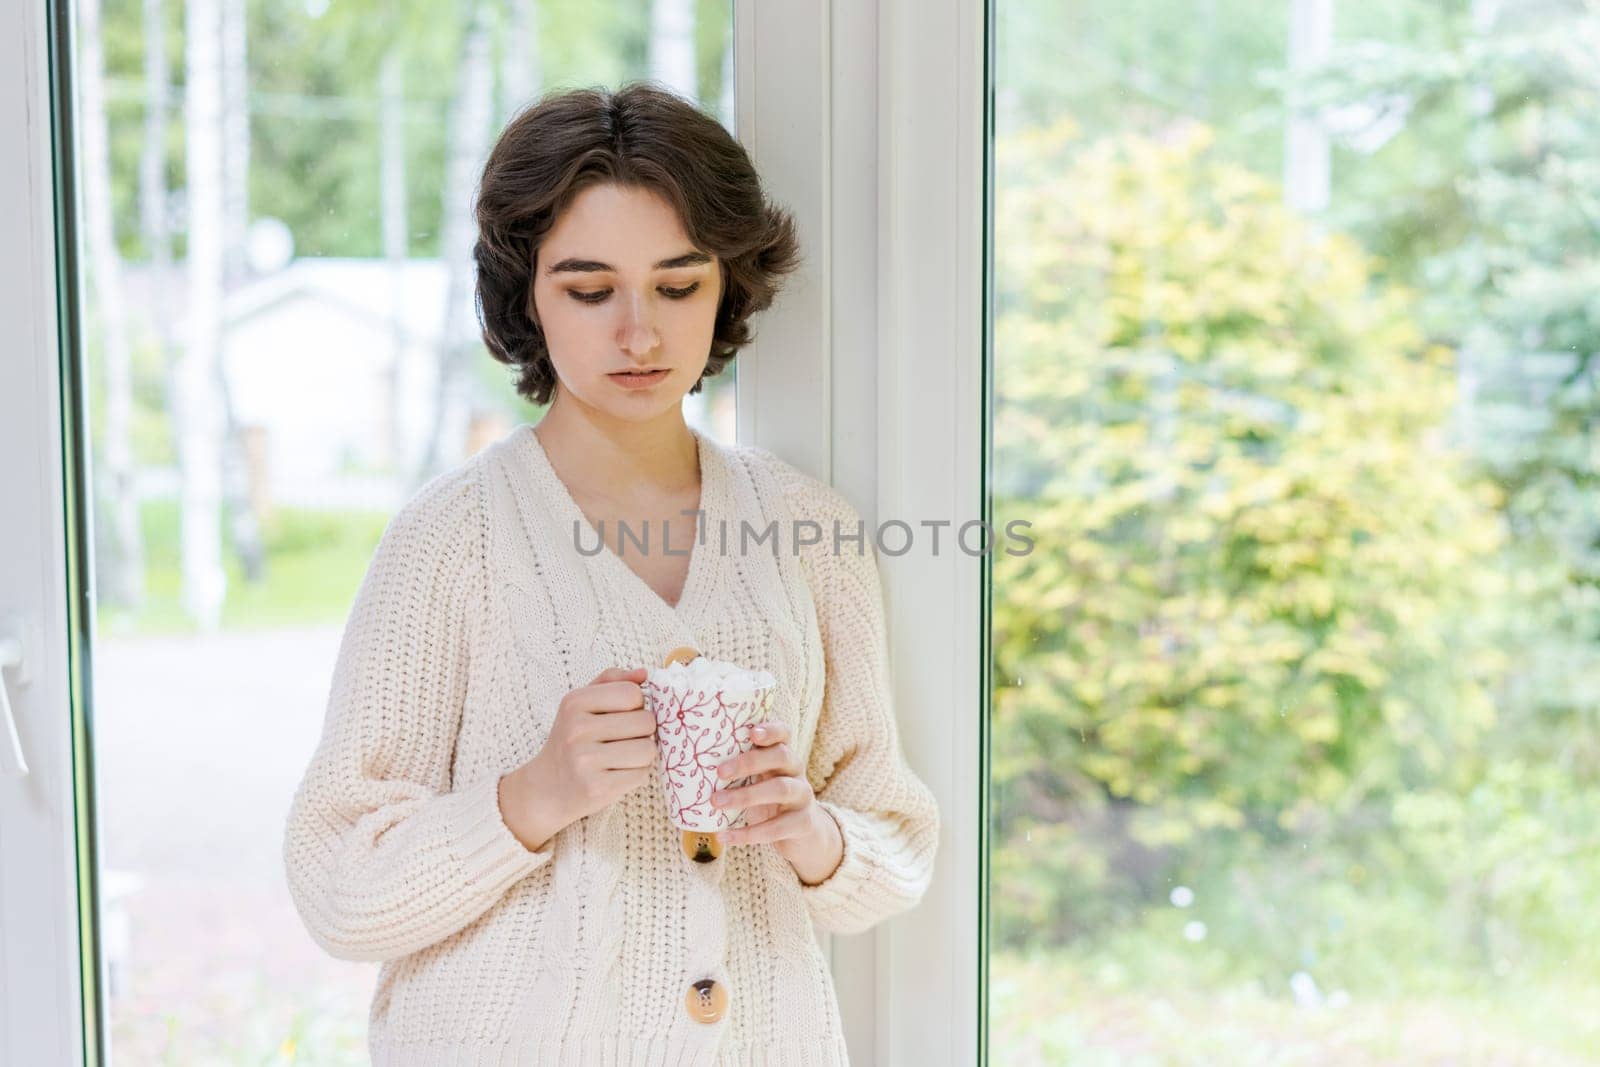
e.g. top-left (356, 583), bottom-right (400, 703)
top-left (282, 421), bottom-right (940, 1066)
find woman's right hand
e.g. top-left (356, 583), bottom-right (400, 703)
top-left (498, 666), bottom-right (657, 851)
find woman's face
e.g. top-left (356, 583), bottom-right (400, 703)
top-left (529, 182), bottom-right (723, 418)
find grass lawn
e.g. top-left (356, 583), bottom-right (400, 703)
top-left (991, 946), bottom-right (1600, 1066)
top-left (96, 499), bottom-right (392, 636)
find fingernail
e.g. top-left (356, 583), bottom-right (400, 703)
top-left (753, 726), bottom-right (767, 739)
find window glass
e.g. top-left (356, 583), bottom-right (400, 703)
top-left (990, 2), bottom-right (1600, 1060)
top-left (75, 1), bottom-right (736, 1058)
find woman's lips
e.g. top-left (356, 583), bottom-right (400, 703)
top-left (610, 369), bottom-right (670, 389)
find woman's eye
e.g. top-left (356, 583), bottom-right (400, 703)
top-left (568, 282), bottom-right (701, 304)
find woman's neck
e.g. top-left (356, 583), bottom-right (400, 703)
top-left (532, 401), bottom-right (700, 504)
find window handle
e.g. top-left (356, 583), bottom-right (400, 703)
top-left (0, 622), bottom-right (28, 778)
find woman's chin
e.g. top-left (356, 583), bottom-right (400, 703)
top-left (577, 387), bottom-right (691, 421)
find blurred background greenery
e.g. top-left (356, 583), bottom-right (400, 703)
top-left (990, 0), bottom-right (1600, 1062)
top-left (73, 0), bottom-right (1600, 1061)
top-left (78, 2), bottom-right (740, 1062)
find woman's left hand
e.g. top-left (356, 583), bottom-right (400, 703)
top-left (710, 722), bottom-right (842, 882)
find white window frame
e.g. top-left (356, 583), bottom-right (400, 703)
top-left (3, 0), bottom-right (986, 1061)
top-left (735, 1), bottom-right (986, 1064)
top-left (1, 0), bottom-right (99, 1063)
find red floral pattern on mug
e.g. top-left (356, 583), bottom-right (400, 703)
top-left (645, 674), bottom-right (775, 831)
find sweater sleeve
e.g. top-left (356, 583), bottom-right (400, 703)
top-left (282, 464), bottom-right (553, 963)
top-left (773, 463), bottom-right (942, 936)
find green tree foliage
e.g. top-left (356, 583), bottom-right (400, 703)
top-left (989, 119), bottom-right (1509, 943)
top-left (97, 0), bottom-right (735, 261)
top-left (1301, 0), bottom-right (1600, 732)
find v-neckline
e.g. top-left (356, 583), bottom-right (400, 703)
top-left (518, 421), bottom-right (721, 622)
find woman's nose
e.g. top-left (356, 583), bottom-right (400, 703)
top-left (618, 290), bottom-right (660, 353)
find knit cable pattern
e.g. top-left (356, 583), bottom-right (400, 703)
top-left (282, 424), bottom-right (940, 1065)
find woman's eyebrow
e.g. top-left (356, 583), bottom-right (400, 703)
top-left (545, 251), bottom-right (712, 275)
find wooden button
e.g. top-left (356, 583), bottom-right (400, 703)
top-left (682, 829), bottom-right (722, 863)
top-left (684, 978), bottom-right (728, 1024)
top-left (662, 645), bottom-right (701, 668)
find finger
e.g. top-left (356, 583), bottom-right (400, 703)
top-left (713, 775), bottom-right (808, 812)
top-left (749, 721), bottom-right (790, 746)
top-left (596, 708), bottom-right (657, 741)
top-left (591, 666), bottom-right (647, 686)
top-left (724, 808), bottom-right (812, 846)
top-left (717, 742), bottom-right (792, 784)
top-left (599, 736), bottom-right (657, 770)
top-left (738, 801), bottom-right (781, 825)
top-left (572, 679), bottom-right (646, 714)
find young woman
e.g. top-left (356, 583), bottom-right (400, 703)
top-left (283, 82), bottom-right (940, 1066)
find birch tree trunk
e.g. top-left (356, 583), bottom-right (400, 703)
top-left (1457, 0), bottom-right (1500, 451)
top-left (216, 0), bottom-right (265, 583)
top-left (221, 0), bottom-right (250, 285)
top-left (80, 0), bottom-right (145, 610)
top-left (500, 0), bottom-right (543, 119)
top-left (141, 0), bottom-right (179, 465)
top-left (649, 0), bottom-right (697, 98)
top-left (178, 0), bottom-right (227, 630)
top-left (416, 6), bottom-right (494, 484)
top-left (718, 25), bottom-right (733, 127)
top-left (380, 49), bottom-right (411, 474)
top-left (1285, 0), bottom-right (1332, 216)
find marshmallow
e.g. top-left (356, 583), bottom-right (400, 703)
top-left (647, 656), bottom-right (775, 694)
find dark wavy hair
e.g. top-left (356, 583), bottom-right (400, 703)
top-left (472, 82), bottom-right (803, 405)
